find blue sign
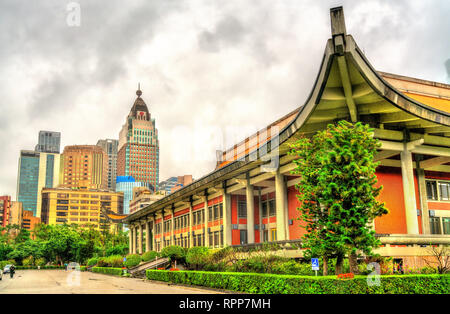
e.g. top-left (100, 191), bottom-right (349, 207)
top-left (123, 257), bottom-right (127, 262)
top-left (311, 258), bottom-right (319, 271)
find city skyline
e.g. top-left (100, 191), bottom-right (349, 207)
top-left (1, 0), bottom-right (449, 200)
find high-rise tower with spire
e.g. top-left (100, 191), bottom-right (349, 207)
top-left (117, 86), bottom-right (159, 192)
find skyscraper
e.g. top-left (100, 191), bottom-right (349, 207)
top-left (60, 145), bottom-right (108, 190)
top-left (16, 150), bottom-right (61, 217)
top-left (35, 131), bottom-right (61, 153)
top-left (117, 87), bottom-right (159, 190)
top-left (96, 139), bottom-right (118, 191)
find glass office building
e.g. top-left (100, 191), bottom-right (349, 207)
top-left (35, 131), bottom-right (61, 154)
top-left (116, 176), bottom-right (152, 214)
top-left (17, 150), bottom-right (61, 217)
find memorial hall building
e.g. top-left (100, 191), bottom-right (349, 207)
top-left (124, 7), bottom-right (450, 266)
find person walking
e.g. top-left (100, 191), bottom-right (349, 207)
top-left (9, 265), bottom-right (15, 279)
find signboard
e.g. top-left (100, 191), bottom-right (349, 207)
top-left (311, 258), bottom-right (319, 271)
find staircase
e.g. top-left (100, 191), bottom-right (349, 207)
top-left (128, 257), bottom-right (170, 278)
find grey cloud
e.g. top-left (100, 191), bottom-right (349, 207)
top-left (198, 15), bottom-right (247, 52)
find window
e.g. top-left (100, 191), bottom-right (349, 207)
top-left (426, 180), bottom-right (450, 201)
top-left (262, 202), bottom-right (268, 218)
top-left (263, 230), bottom-right (269, 242)
top-left (213, 205), bottom-right (219, 220)
top-left (269, 199), bottom-right (276, 217)
top-left (240, 230), bottom-right (248, 244)
top-left (238, 201), bottom-right (247, 218)
top-left (208, 206), bottom-right (213, 222)
top-left (219, 203), bottom-right (223, 219)
top-left (430, 217), bottom-right (441, 234)
top-left (214, 231), bottom-right (220, 248)
top-left (442, 217), bottom-right (450, 235)
top-left (439, 182), bottom-right (450, 201)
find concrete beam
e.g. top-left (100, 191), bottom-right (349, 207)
top-left (420, 156), bottom-right (450, 169)
top-left (374, 150), bottom-right (399, 162)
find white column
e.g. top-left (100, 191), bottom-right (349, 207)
top-left (275, 169), bottom-right (288, 241)
top-left (189, 202), bottom-right (194, 248)
top-left (132, 226), bottom-right (136, 254)
top-left (171, 208), bottom-right (175, 246)
top-left (246, 179), bottom-right (255, 244)
top-left (204, 195), bottom-right (209, 247)
top-left (401, 148), bottom-right (420, 234)
top-left (128, 225), bottom-right (133, 254)
top-left (145, 219), bottom-right (151, 252)
top-left (223, 192), bottom-right (232, 246)
top-left (152, 215), bottom-right (156, 251)
top-left (258, 188), bottom-right (263, 243)
top-left (138, 223), bottom-right (143, 254)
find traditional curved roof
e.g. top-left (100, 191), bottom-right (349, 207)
top-left (124, 6), bottom-right (449, 224)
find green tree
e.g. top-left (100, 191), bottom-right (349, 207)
top-left (289, 121), bottom-right (388, 275)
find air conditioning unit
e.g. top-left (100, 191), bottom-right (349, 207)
top-left (429, 210), bottom-right (435, 217)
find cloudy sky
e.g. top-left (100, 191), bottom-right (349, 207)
top-left (0, 0), bottom-right (449, 199)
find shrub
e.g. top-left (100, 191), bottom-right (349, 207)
top-left (146, 270), bottom-right (450, 294)
top-left (186, 247), bottom-right (211, 270)
top-left (105, 245), bottom-right (128, 257)
top-left (87, 257), bottom-right (98, 267)
top-left (35, 258), bottom-right (46, 267)
top-left (22, 256), bottom-right (34, 267)
top-left (272, 260), bottom-right (314, 276)
top-left (161, 246), bottom-right (186, 264)
top-left (142, 251), bottom-right (159, 262)
top-left (92, 267), bottom-right (123, 276)
top-left (124, 254), bottom-right (141, 268)
top-left (106, 255), bottom-right (124, 268)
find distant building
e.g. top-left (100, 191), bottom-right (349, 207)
top-left (9, 201), bottom-right (23, 228)
top-left (61, 145), bottom-right (108, 190)
top-left (117, 87), bottom-right (160, 190)
top-left (159, 175), bottom-right (193, 194)
top-left (171, 175), bottom-right (193, 193)
top-left (16, 150), bottom-right (61, 217)
top-left (0, 196), bottom-right (11, 227)
top-left (96, 139), bottom-right (119, 191)
top-left (35, 131), bottom-right (61, 154)
top-left (116, 176), bottom-right (152, 214)
top-left (22, 210), bottom-right (41, 233)
top-left (40, 187), bottom-right (123, 231)
top-left (129, 187), bottom-right (166, 214)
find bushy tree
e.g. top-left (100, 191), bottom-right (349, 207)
top-left (289, 121), bottom-right (388, 275)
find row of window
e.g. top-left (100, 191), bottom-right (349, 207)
top-left (56, 193), bottom-right (111, 200)
top-left (238, 199), bottom-right (276, 218)
top-left (426, 180), bottom-right (450, 201)
top-left (430, 217), bottom-right (450, 235)
top-left (208, 203), bottom-right (223, 222)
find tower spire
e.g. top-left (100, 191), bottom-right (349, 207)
top-left (136, 83), bottom-right (142, 97)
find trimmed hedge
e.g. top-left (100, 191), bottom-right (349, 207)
top-left (146, 270), bottom-right (450, 294)
top-left (92, 267), bottom-right (124, 276)
top-left (15, 265), bottom-right (65, 270)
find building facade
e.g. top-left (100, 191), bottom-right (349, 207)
top-left (35, 130), bottom-right (61, 154)
top-left (96, 139), bottom-right (119, 191)
top-left (16, 150), bottom-right (61, 217)
top-left (117, 88), bottom-right (160, 191)
top-left (40, 187), bottom-right (123, 230)
top-left (129, 187), bottom-right (166, 214)
top-left (61, 145), bottom-right (108, 190)
top-left (116, 176), bottom-right (152, 214)
top-left (124, 7), bottom-right (450, 268)
top-left (0, 196), bottom-right (11, 227)
top-left (22, 210), bottom-right (41, 233)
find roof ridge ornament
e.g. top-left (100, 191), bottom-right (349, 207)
top-left (330, 6), bottom-right (347, 55)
